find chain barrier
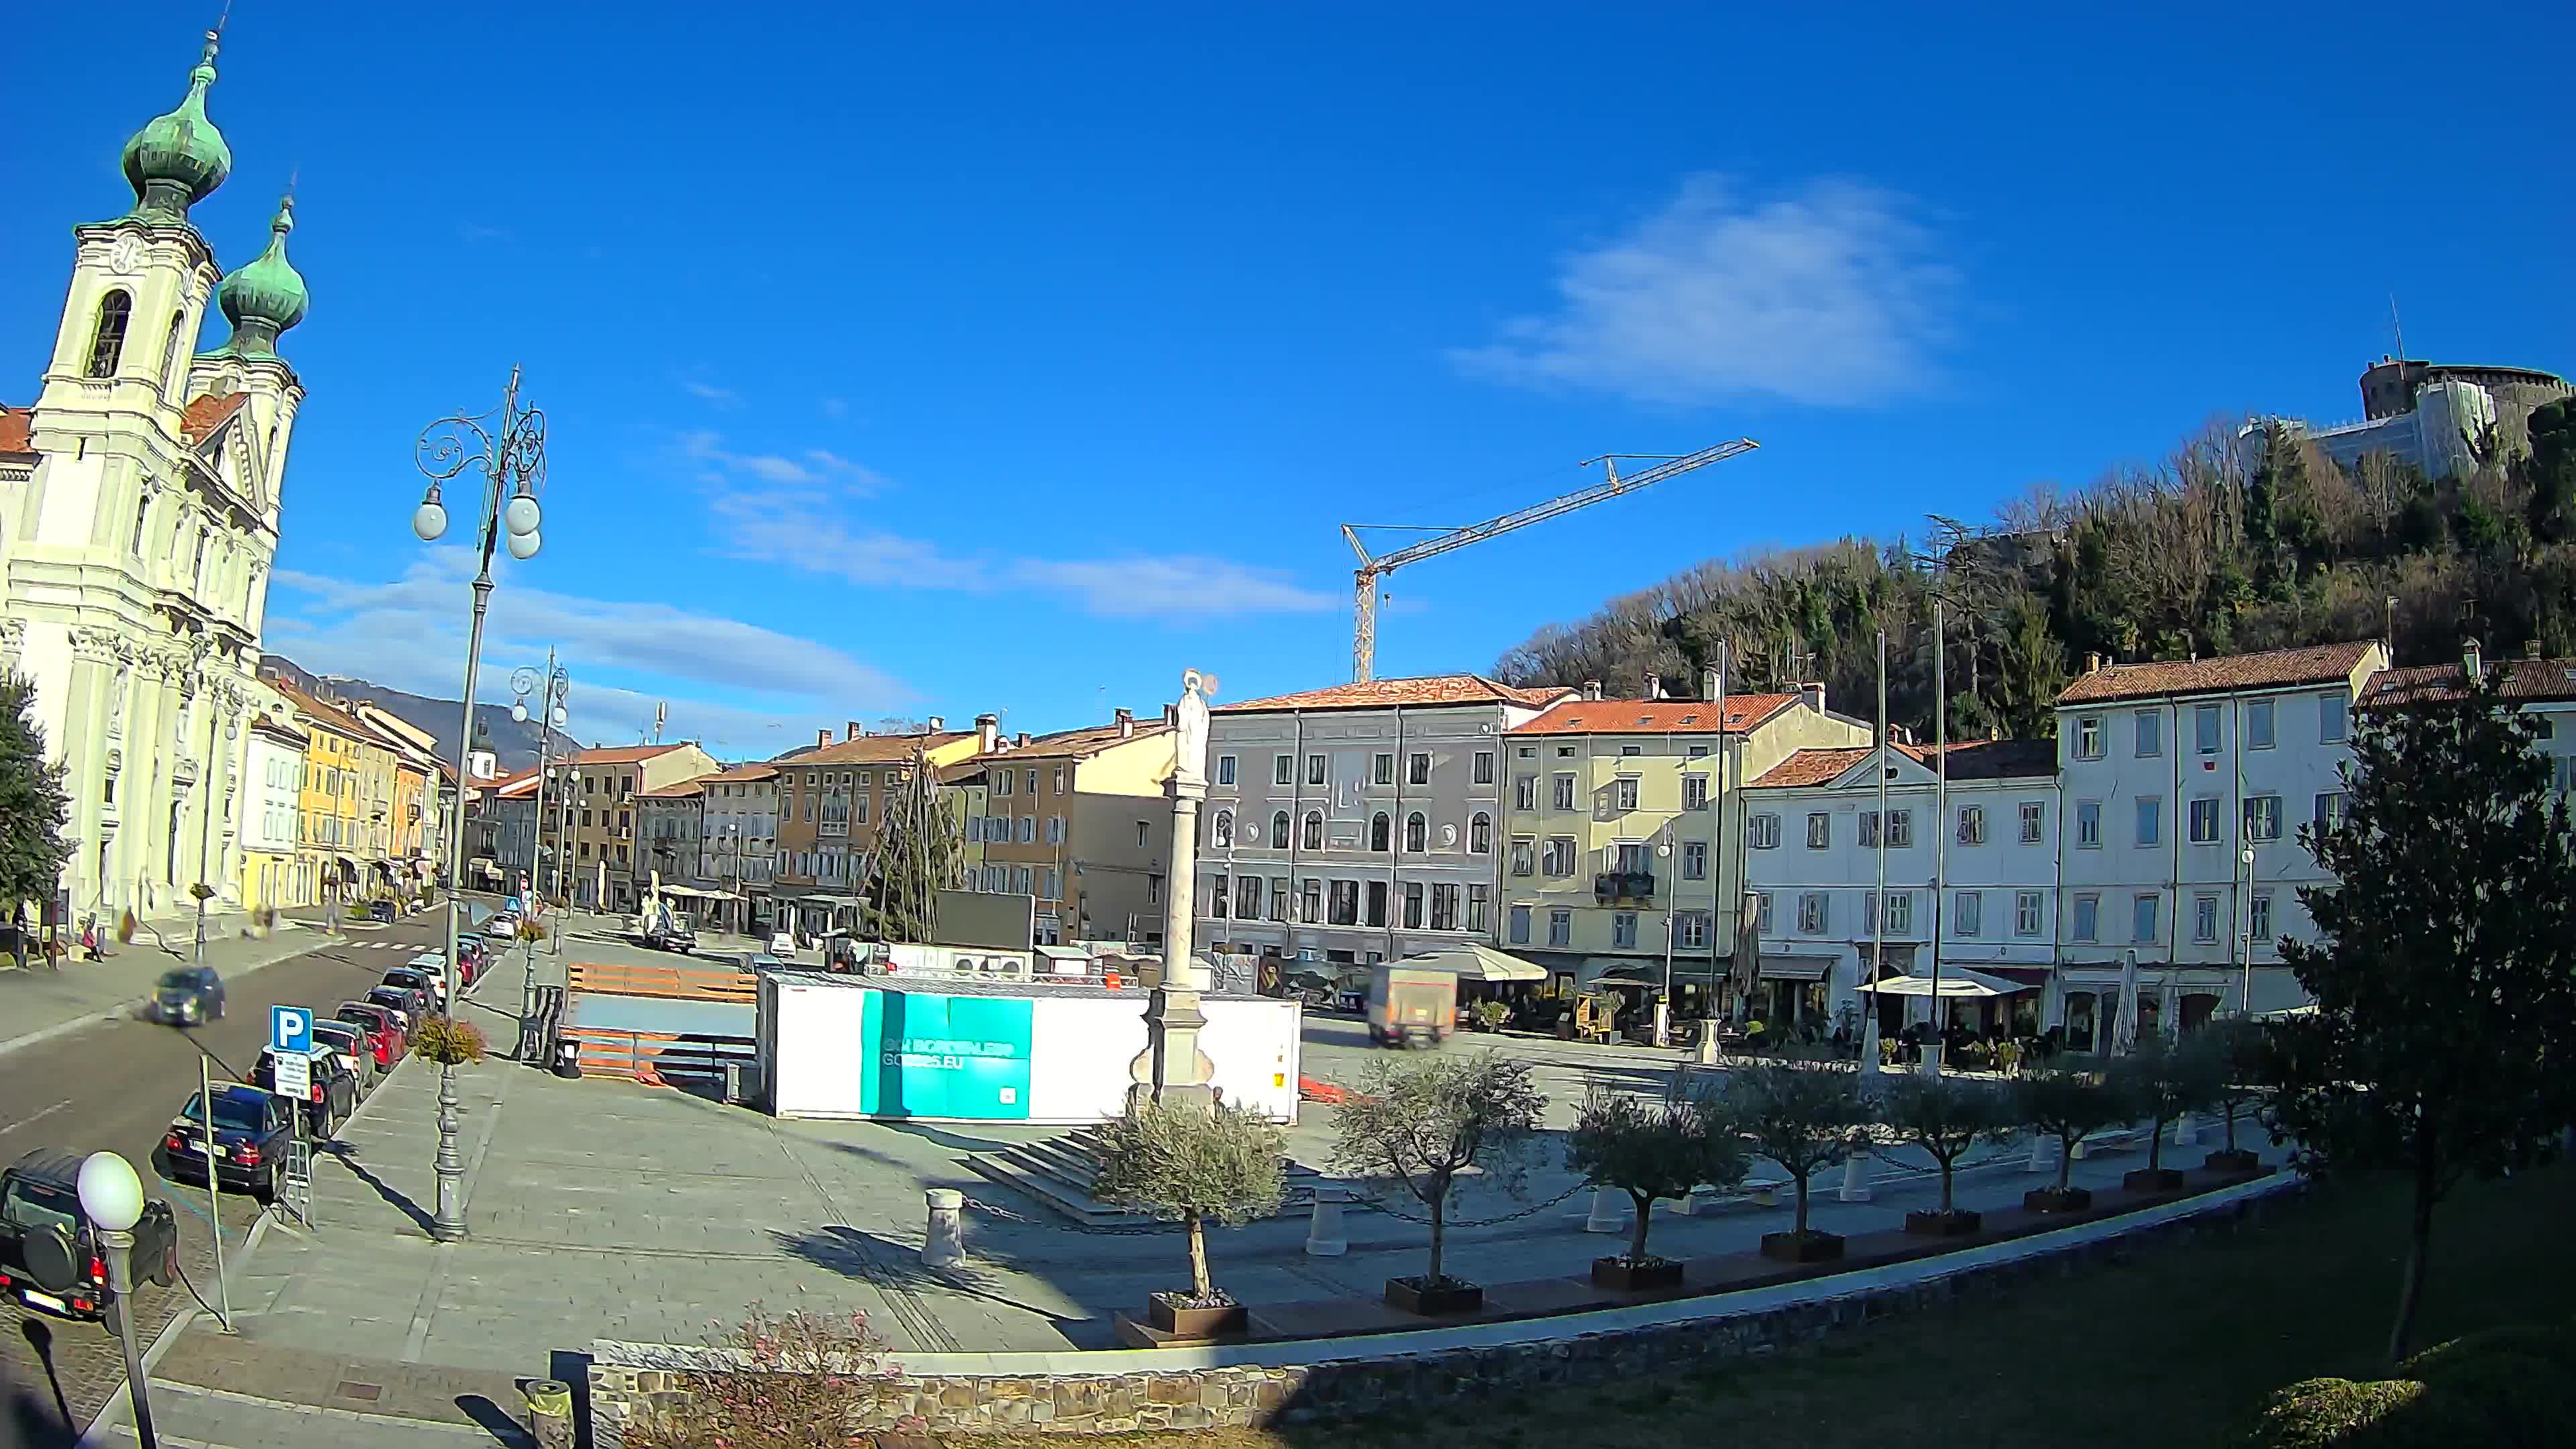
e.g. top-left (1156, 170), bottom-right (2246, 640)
top-left (957, 1179), bottom-right (1594, 1235)
top-left (1360, 1180), bottom-right (1589, 1227)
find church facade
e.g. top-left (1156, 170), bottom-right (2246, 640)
top-left (0, 32), bottom-right (311, 923)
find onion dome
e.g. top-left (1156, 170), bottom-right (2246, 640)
top-left (211, 197), bottom-right (309, 359)
top-left (121, 33), bottom-right (231, 221)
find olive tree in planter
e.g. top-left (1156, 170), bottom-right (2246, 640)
top-left (2015, 1061), bottom-right (2130, 1212)
top-left (1566, 1085), bottom-right (1748, 1289)
top-left (2198, 1016), bottom-right (2271, 1173)
top-left (1091, 1097), bottom-right (1287, 1343)
top-left (1883, 1073), bottom-right (2017, 1235)
top-left (2108, 1029), bottom-right (2222, 1192)
top-left (1331, 1051), bottom-right (1547, 1315)
top-left (1725, 1054), bottom-right (1874, 1263)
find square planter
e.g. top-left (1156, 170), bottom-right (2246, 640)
top-left (2123, 1167), bottom-right (2186, 1193)
top-left (1384, 1277), bottom-right (1483, 1316)
top-left (2023, 1187), bottom-right (2093, 1214)
top-left (2203, 1148), bottom-right (2262, 1174)
top-left (1591, 1256), bottom-right (1685, 1291)
top-left (1758, 1230), bottom-right (1845, 1264)
top-left (1146, 1293), bottom-right (1247, 1340)
top-left (1904, 1209), bottom-right (1983, 1237)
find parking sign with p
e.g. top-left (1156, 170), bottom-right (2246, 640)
top-left (270, 1005), bottom-right (313, 1057)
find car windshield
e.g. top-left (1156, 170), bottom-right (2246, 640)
top-left (368, 989), bottom-right (407, 1008)
top-left (336, 1008), bottom-right (381, 1029)
top-left (183, 1089), bottom-right (269, 1133)
top-left (156, 969), bottom-right (201, 990)
top-left (1, 1177), bottom-right (80, 1235)
top-left (312, 1024), bottom-right (358, 1044)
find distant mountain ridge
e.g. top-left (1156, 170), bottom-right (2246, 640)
top-left (258, 654), bottom-right (579, 774)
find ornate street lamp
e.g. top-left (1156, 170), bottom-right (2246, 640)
top-left (413, 367), bottom-right (546, 1241)
top-left (78, 1151), bottom-right (157, 1448)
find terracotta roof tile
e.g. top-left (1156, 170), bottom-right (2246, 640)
top-left (995, 720), bottom-right (1173, 761)
top-left (268, 679), bottom-right (376, 743)
top-left (1752, 747), bottom-right (1888, 788)
top-left (1216, 674), bottom-right (1574, 714)
top-left (1751, 739), bottom-right (2056, 789)
top-left (1509, 694), bottom-right (1798, 736)
top-left (2055, 641), bottom-right (2381, 706)
top-left (2364, 656), bottom-right (2576, 707)
top-left (179, 392), bottom-right (247, 446)
top-left (639, 780), bottom-right (708, 799)
top-left (789, 732), bottom-right (969, 766)
top-left (0, 405), bottom-right (32, 457)
top-left (703, 762), bottom-right (780, 784)
top-left (555, 742), bottom-right (702, 766)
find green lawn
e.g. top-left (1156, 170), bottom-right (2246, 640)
top-left (983, 1163), bottom-right (2574, 1449)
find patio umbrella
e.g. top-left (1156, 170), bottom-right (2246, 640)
top-left (2112, 949), bottom-right (2141, 1056)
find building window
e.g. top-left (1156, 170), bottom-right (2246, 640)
top-left (1405, 812), bottom-right (1427, 852)
top-left (1216, 754), bottom-right (1236, 786)
top-left (1681, 841), bottom-right (1707, 880)
top-left (1269, 877), bottom-right (1289, 921)
top-left (2073, 892), bottom-right (2099, 942)
top-left (1369, 812), bottom-right (1391, 852)
top-left (1301, 811), bottom-right (1323, 851)
top-left (1749, 813), bottom-right (1780, 849)
top-left (1859, 810), bottom-right (1880, 849)
top-left (2246, 699), bottom-right (2276, 750)
top-left (2133, 894), bottom-right (2160, 944)
top-left (1052, 765), bottom-right (1067, 792)
top-left (2188, 796), bottom-right (2220, 844)
top-left (1552, 773), bottom-right (1577, 811)
top-left (2135, 709), bottom-right (2162, 758)
top-left (1466, 884), bottom-right (1488, 932)
top-left (2244, 796), bottom-right (2283, 843)
top-left (1797, 891), bottom-right (1827, 934)
top-left (2249, 891), bottom-right (2274, 941)
top-left (1210, 876), bottom-right (1230, 920)
top-left (1547, 909), bottom-right (1571, 947)
top-left (87, 289), bottom-right (132, 377)
top-left (1612, 911), bottom-right (1638, 949)
top-left (2196, 704), bottom-right (2222, 755)
top-left (1508, 904), bottom-right (1531, 944)
top-left (1472, 751), bottom-right (1494, 785)
top-left (1407, 752), bottom-right (1430, 786)
top-left (1956, 804), bottom-right (1986, 845)
top-left (2074, 716), bottom-right (2104, 759)
top-left (1755, 893), bottom-right (1774, 932)
top-left (1806, 812), bottom-right (1830, 849)
top-left (1614, 777), bottom-right (1639, 811)
top-left (1509, 837), bottom-right (1534, 875)
top-left (1364, 879), bottom-right (1387, 927)
top-left (1469, 812), bottom-right (1491, 853)
top-left (1671, 910), bottom-right (1705, 949)
top-left (1305, 754), bottom-right (1326, 787)
top-left (1888, 810), bottom-right (1912, 847)
top-left (2194, 893), bottom-right (2220, 943)
top-left (2020, 800), bottom-right (2045, 843)
top-left (1373, 753), bottom-right (1394, 786)
top-left (2312, 792), bottom-right (2345, 835)
top-left (994, 771), bottom-right (1011, 797)
top-left (1301, 877), bottom-right (1321, 922)
top-left (2016, 890), bottom-right (2043, 937)
top-left (1273, 754), bottom-right (1293, 786)
top-left (1212, 810), bottom-right (1232, 849)
top-left (1328, 879), bottom-right (1359, 925)
top-left (2076, 800), bottom-right (2101, 848)
top-left (131, 494), bottom-right (151, 555)
top-left (1953, 890), bottom-right (1981, 937)
top-left (2320, 692), bottom-right (2347, 743)
top-left (1430, 883), bottom-right (1458, 930)
top-left (1886, 891), bottom-right (1913, 934)
top-left (1270, 811), bottom-right (1290, 849)
top-left (1542, 837), bottom-right (1575, 876)
top-left (1018, 816), bottom-right (1036, 843)
top-left (1387, 880), bottom-right (1413, 928)
top-left (2136, 797), bottom-right (2161, 847)
top-left (1683, 774), bottom-right (1709, 810)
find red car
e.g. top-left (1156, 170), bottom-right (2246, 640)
top-left (334, 1002), bottom-right (407, 1067)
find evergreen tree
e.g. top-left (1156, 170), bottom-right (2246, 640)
top-left (858, 750), bottom-right (959, 942)
top-left (0, 672), bottom-right (73, 917)
top-left (2273, 665), bottom-right (2576, 1362)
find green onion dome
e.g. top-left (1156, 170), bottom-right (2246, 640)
top-left (122, 34), bottom-right (231, 221)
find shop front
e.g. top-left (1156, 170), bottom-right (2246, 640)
top-left (2052, 963), bottom-right (2237, 1053)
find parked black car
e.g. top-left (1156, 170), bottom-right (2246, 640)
top-left (364, 984), bottom-right (423, 1034)
top-left (0, 1150), bottom-right (178, 1319)
top-left (156, 1083), bottom-right (294, 1201)
top-left (150, 965), bottom-right (227, 1025)
top-left (248, 1046), bottom-right (359, 1136)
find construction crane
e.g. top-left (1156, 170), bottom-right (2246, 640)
top-left (1340, 439), bottom-right (1760, 682)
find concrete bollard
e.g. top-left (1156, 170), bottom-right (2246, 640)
top-left (2028, 1132), bottom-right (2056, 1175)
top-left (1305, 1186), bottom-right (1349, 1256)
top-left (1838, 1149), bottom-right (1872, 1203)
top-left (523, 1379), bottom-right (574, 1449)
top-left (1584, 1186), bottom-right (1627, 1233)
top-left (923, 1189), bottom-right (965, 1269)
top-left (2172, 1114), bottom-right (2198, 1148)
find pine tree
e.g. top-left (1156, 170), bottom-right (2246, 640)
top-left (0, 672), bottom-right (74, 918)
top-left (859, 750), bottom-right (959, 942)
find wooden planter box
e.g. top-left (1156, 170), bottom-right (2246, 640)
top-left (1591, 1256), bottom-right (1685, 1291)
top-left (1758, 1230), bottom-right (1845, 1263)
top-left (1904, 1209), bottom-right (1983, 1236)
top-left (1384, 1277), bottom-right (1483, 1316)
top-left (2123, 1167), bottom-right (2186, 1193)
top-left (2023, 1187), bottom-right (2093, 1214)
top-left (1147, 1293), bottom-right (1247, 1340)
top-left (2203, 1148), bottom-right (2261, 1174)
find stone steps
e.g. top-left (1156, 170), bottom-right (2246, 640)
top-left (965, 1125), bottom-right (1327, 1226)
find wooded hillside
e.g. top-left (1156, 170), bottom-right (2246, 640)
top-left (1491, 400), bottom-right (2576, 741)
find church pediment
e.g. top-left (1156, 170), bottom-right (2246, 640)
top-left (177, 390), bottom-right (270, 519)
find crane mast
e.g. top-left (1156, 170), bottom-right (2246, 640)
top-left (1342, 439), bottom-right (1760, 681)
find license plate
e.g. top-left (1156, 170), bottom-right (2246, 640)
top-left (211, 1144), bottom-right (229, 1161)
top-left (19, 1289), bottom-right (66, 1312)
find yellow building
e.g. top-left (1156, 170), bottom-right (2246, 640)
top-left (1499, 679), bottom-right (1868, 1012)
top-left (272, 680), bottom-right (390, 902)
top-left (967, 710), bottom-right (1175, 946)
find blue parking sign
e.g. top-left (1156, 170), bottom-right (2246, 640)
top-left (270, 1004), bottom-right (313, 1056)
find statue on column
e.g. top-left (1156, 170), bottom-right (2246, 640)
top-left (1130, 667), bottom-right (1220, 1111)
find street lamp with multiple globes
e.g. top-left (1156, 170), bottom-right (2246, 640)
top-left (413, 367), bottom-right (546, 1242)
top-left (511, 654), bottom-right (571, 900)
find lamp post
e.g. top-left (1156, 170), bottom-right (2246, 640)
top-left (413, 368), bottom-right (547, 1242)
top-left (78, 1151), bottom-right (156, 1448)
top-left (512, 653), bottom-right (570, 907)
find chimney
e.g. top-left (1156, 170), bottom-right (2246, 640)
top-left (2085, 651), bottom-right (2102, 674)
top-left (926, 715), bottom-right (945, 733)
top-left (2463, 637), bottom-right (2483, 683)
top-left (1015, 732), bottom-right (1031, 747)
top-left (1642, 672), bottom-right (1661, 701)
top-left (975, 712), bottom-right (999, 753)
top-left (1163, 703), bottom-right (1179, 727)
top-left (816, 728), bottom-right (831, 749)
top-left (2526, 638), bottom-right (2542, 661)
top-left (1800, 682), bottom-right (1825, 714)
top-left (1701, 666), bottom-right (1719, 702)
top-left (1582, 679), bottom-right (1603, 701)
top-left (1114, 706), bottom-right (1134, 738)
top-left (846, 720), bottom-right (863, 742)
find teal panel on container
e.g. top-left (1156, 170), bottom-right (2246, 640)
top-left (858, 986), bottom-right (885, 1116)
top-left (872, 991), bottom-right (1032, 1120)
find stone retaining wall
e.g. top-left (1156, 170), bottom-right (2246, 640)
top-left (590, 1178), bottom-right (2302, 1442)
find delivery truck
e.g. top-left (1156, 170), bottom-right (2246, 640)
top-left (1366, 964), bottom-right (1457, 1047)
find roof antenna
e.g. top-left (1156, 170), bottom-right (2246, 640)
top-left (2389, 292), bottom-right (2406, 362)
top-left (215, 0), bottom-right (232, 38)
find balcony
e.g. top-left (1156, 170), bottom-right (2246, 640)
top-left (1595, 871), bottom-right (1656, 903)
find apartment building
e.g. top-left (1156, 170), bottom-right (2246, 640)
top-left (771, 720), bottom-right (981, 934)
top-left (2052, 640), bottom-right (2387, 1043)
top-left (464, 767), bottom-right (542, 895)
top-left (697, 761), bottom-right (780, 934)
top-left (639, 778), bottom-right (710, 893)
top-left (1743, 738), bottom-right (2058, 1035)
top-left (2364, 641), bottom-right (2576, 780)
top-left (237, 696), bottom-right (308, 912)
top-left (272, 680), bottom-right (388, 902)
top-left (963, 708), bottom-right (1176, 947)
top-left (553, 741), bottom-right (723, 912)
top-left (1196, 675), bottom-right (1571, 967)
top-left (1499, 674), bottom-right (1870, 1004)
top-left (938, 757), bottom-right (989, 892)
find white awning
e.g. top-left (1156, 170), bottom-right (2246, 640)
top-left (1395, 943), bottom-right (1549, 983)
top-left (1860, 966), bottom-right (2032, 998)
top-left (1756, 956), bottom-right (1835, 983)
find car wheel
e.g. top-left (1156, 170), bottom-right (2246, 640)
top-left (256, 1166), bottom-right (278, 1203)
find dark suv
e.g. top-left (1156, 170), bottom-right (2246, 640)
top-left (150, 965), bottom-right (227, 1025)
top-left (0, 1150), bottom-right (178, 1320)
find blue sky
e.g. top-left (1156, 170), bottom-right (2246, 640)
top-left (10, 3), bottom-right (2571, 756)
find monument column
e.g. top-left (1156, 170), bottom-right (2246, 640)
top-left (1131, 668), bottom-right (1219, 1111)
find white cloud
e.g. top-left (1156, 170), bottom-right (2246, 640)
top-left (266, 548), bottom-right (914, 748)
top-left (1011, 557), bottom-right (1336, 620)
top-left (679, 378), bottom-right (739, 407)
top-left (681, 429), bottom-right (886, 493)
top-left (1451, 175), bottom-right (1957, 407)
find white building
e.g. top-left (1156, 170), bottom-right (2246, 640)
top-left (2051, 640), bottom-right (2388, 1045)
top-left (236, 699), bottom-right (307, 912)
top-left (1742, 739), bottom-right (2059, 1035)
top-left (1197, 675), bottom-right (1571, 967)
top-left (698, 761), bottom-right (780, 934)
top-left (0, 34), bottom-right (309, 924)
top-left (2363, 644), bottom-right (2576, 787)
